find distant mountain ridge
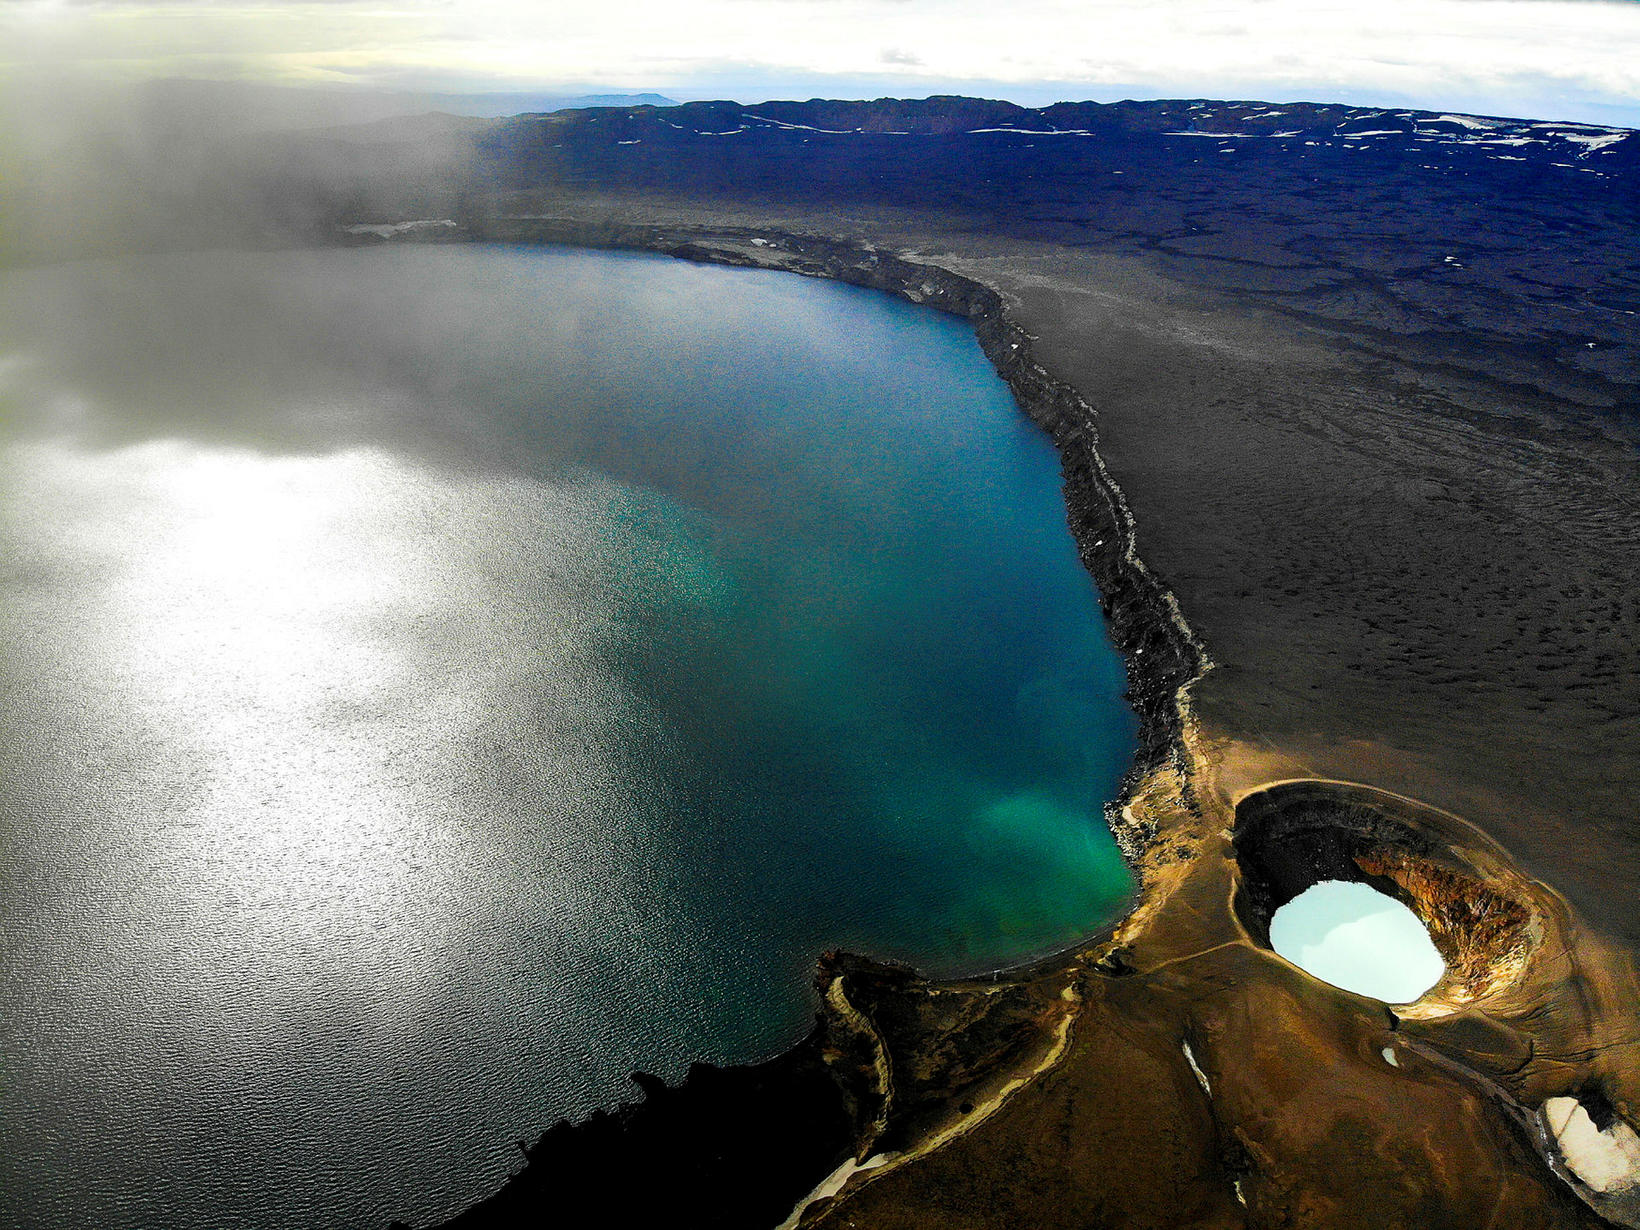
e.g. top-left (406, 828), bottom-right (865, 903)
top-left (8, 94), bottom-right (1635, 433)
top-left (488, 94), bottom-right (1637, 174)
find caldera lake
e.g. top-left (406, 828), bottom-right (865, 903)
top-left (0, 244), bottom-right (1137, 1229)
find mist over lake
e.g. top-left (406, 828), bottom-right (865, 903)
top-left (0, 244), bottom-right (1136, 1229)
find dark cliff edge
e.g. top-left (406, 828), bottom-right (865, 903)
top-left (382, 220), bottom-right (1210, 1229)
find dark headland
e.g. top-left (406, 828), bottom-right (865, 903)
top-left (23, 95), bottom-right (1639, 1228)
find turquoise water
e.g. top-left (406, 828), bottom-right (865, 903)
top-left (1269, 880), bottom-right (1446, 1003)
top-left (0, 245), bottom-right (1135, 1228)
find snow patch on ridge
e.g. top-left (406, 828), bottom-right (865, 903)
top-left (1544, 1098), bottom-right (1640, 1194)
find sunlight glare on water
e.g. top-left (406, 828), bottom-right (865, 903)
top-left (0, 244), bottom-right (1137, 1230)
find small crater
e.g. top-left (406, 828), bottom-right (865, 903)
top-left (1232, 781), bottom-right (1537, 1007)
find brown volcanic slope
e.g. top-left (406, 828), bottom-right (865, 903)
top-left (127, 97), bottom-right (1638, 1227)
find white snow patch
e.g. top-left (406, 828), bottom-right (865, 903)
top-left (746, 114), bottom-right (852, 134)
top-left (1182, 1040), bottom-right (1211, 1095)
top-left (1432, 113), bottom-right (1498, 130)
top-left (1533, 121), bottom-right (1615, 132)
top-left (1561, 132), bottom-right (1627, 153)
top-left (1544, 1098), bottom-right (1640, 1193)
top-left (966, 127), bottom-right (1089, 136)
top-left (1381, 1047), bottom-right (1400, 1067)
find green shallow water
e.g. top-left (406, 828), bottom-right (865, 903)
top-left (0, 244), bottom-right (1136, 1229)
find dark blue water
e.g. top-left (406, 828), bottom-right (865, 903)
top-left (0, 244), bottom-right (1135, 1229)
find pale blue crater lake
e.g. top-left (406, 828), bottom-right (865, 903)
top-left (0, 245), bottom-right (1136, 1229)
top-left (1270, 880), bottom-right (1446, 1004)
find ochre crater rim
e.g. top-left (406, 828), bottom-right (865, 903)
top-left (1230, 779), bottom-right (1540, 1009)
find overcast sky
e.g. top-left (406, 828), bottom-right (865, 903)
top-left (4, 0), bottom-right (1640, 126)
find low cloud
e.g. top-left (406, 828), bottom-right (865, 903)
top-left (3, 0), bottom-right (1638, 127)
